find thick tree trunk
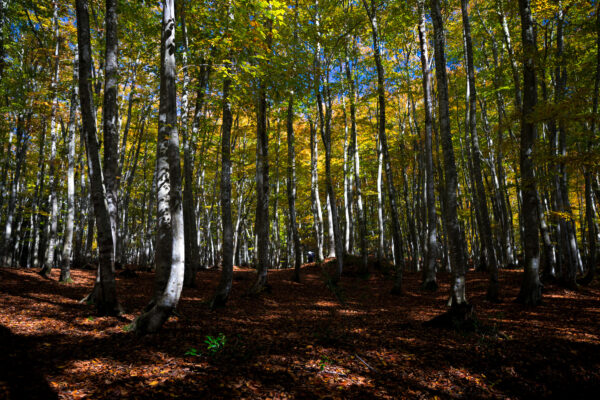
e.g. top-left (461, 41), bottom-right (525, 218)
top-left (430, 0), bottom-right (467, 306)
top-left (516, 0), bottom-right (542, 306)
top-left (75, 0), bottom-right (121, 315)
top-left (133, 0), bottom-right (185, 334)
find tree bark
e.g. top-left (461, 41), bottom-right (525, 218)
top-left (363, 0), bottom-right (403, 293)
top-left (75, 0), bottom-right (121, 315)
top-left (39, 1), bottom-right (60, 278)
top-left (133, 0), bottom-right (185, 333)
top-left (516, 0), bottom-right (542, 305)
top-left (102, 0), bottom-right (119, 259)
top-left (430, 0), bottom-right (468, 306)
top-left (286, 95), bottom-right (302, 282)
top-left (460, 0), bottom-right (499, 301)
top-left (60, 52), bottom-right (79, 283)
top-left (212, 55), bottom-right (234, 307)
top-left (418, 0), bottom-right (438, 291)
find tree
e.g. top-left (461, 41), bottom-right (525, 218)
top-left (75, 0), bottom-right (121, 315)
top-left (133, 0), bottom-right (185, 334)
top-left (430, 0), bottom-right (468, 307)
top-left (516, 0), bottom-right (542, 306)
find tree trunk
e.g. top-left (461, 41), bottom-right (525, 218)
top-left (286, 95), bottom-right (302, 282)
top-left (103, 0), bottom-right (119, 260)
top-left (430, 0), bottom-right (467, 306)
top-left (345, 50), bottom-right (368, 274)
top-left (250, 75), bottom-right (270, 294)
top-left (418, 0), bottom-right (438, 291)
top-left (75, 0), bottom-right (121, 315)
top-left (309, 117), bottom-right (325, 261)
top-left (60, 53), bottom-right (79, 283)
top-left (461, 0), bottom-right (499, 301)
top-left (581, 3), bottom-right (600, 285)
top-left (212, 62), bottom-right (234, 308)
top-left (516, 0), bottom-right (542, 305)
top-left (39, 2), bottom-right (60, 278)
top-left (133, 0), bottom-right (184, 333)
top-left (363, 0), bottom-right (403, 293)
top-left (180, 5), bottom-right (201, 287)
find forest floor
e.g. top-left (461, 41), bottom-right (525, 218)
top-left (0, 261), bottom-right (599, 400)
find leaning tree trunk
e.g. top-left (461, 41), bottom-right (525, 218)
top-left (133, 0), bottom-right (185, 334)
top-left (60, 53), bottom-right (79, 283)
top-left (461, 0), bottom-right (499, 301)
top-left (516, 0), bottom-right (542, 305)
top-left (430, 0), bottom-right (467, 306)
top-left (75, 0), bottom-right (121, 315)
top-left (418, 0), bottom-right (438, 291)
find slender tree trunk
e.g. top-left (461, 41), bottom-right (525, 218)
top-left (363, 0), bottom-right (403, 292)
top-left (418, 0), bottom-right (438, 291)
top-left (581, 3), bottom-right (600, 285)
top-left (60, 53), bottom-right (79, 283)
top-left (181, 5), bottom-right (200, 287)
top-left (39, 2), bottom-right (60, 278)
top-left (75, 0), bottom-right (121, 315)
top-left (133, 0), bottom-right (184, 333)
top-left (461, 0), bottom-right (499, 301)
top-left (345, 50), bottom-right (368, 274)
top-left (516, 0), bottom-right (542, 305)
top-left (103, 0), bottom-right (119, 260)
top-left (286, 95), bottom-right (302, 281)
top-left (309, 117), bottom-right (325, 261)
top-left (430, 0), bottom-right (467, 306)
top-left (212, 61), bottom-right (234, 307)
top-left (250, 66), bottom-right (270, 294)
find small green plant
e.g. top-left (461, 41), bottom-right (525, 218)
top-left (87, 316), bottom-right (95, 321)
top-left (205, 333), bottom-right (226, 354)
top-left (184, 348), bottom-right (202, 357)
top-left (319, 355), bottom-right (332, 371)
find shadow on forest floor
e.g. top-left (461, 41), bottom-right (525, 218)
top-left (0, 264), bottom-right (599, 399)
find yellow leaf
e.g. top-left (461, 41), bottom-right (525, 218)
top-left (148, 380), bottom-right (159, 386)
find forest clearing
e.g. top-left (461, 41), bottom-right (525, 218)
top-left (1, 263), bottom-right (599, 399)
